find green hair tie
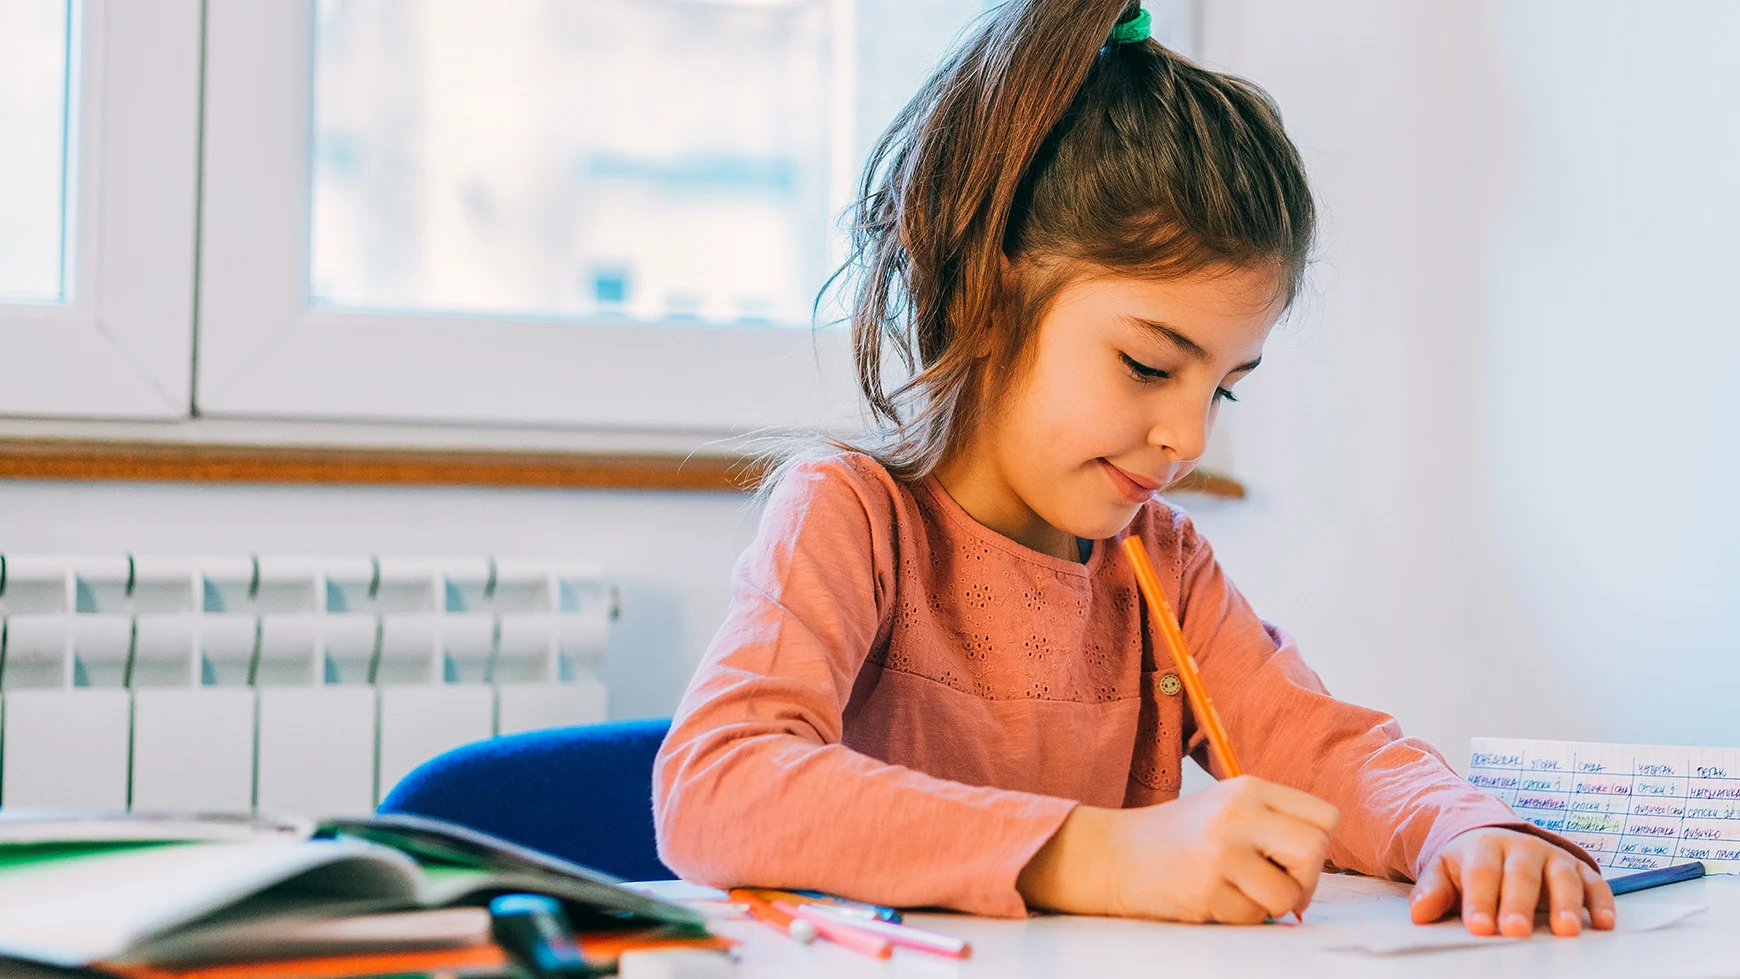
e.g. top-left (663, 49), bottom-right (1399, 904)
top-left (1109, 8), bottom-right (1151, 45)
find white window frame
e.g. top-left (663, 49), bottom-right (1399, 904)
top-left (0, 0), bottom-right (202, 419)
top-left (195, 1), bottom-right (858, 437)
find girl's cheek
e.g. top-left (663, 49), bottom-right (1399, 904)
top-left (1043, 394), bottom-right (1126, 458)
top-left (1089, 387), bottom-right (1154, 449)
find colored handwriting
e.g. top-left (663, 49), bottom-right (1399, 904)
top-left (1516, 795), bottom-right (1566, 810)
top-left (1469, 738), bottom-right (1740, 874)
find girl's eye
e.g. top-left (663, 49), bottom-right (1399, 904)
top-left (1122, 352), bottom-right (1240, 404)
top-left (1120, 352), bottom-right (1167, 382)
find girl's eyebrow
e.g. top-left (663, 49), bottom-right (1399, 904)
top-left (1124, 316), bottom-right (1263, 374)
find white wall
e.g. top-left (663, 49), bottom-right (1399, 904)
top-left (0, 480), bottom-right (759, 721)
top-left (1191, 0), bottom-right (1740, 767)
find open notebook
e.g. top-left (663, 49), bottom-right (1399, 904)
top-left (0, 812), bottom-right (706, 968)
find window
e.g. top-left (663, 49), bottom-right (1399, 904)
top-left (0, 0), bottom-right (201, 419)
top-left (0, 0), bottom-right (76, 303)
top-left (311, 0), bottom-right (839, 329)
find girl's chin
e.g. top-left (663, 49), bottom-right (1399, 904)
top-left (1060, 499), bottom-right (1148, 543)
top-left (1035, 470), bottom-right (1152, 542)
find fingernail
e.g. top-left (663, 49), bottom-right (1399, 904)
top-left (1468, 912), bottom-right (1493, 932)
top-left (1502, 912), bottom-right (1530, 934)
top-left (1558, 910), bottom-right (1580, 932)
top-left (1595, 908), bottom-right (1616, 928)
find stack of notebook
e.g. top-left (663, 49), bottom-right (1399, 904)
top-left (0, 811), bottom-right (724, 977)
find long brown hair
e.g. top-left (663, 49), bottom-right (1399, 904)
top-left (799, 0), bottom-right (1314, 484)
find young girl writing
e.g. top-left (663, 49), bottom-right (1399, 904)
top-left (654, 0), bottom-right (1615, 936)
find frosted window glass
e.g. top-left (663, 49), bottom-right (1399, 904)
top-left (312, 0), bottom-right (839, 327)
top-left (309, 0), bottom-right (997, 329)
top-left (0, 0), bottom-right (76, 304)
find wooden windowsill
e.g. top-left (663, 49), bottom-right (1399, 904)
top-left (0, 438), bottom-right (1247, 499)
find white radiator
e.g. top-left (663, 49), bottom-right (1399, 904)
top-left (0, 554), bottom-right (614, 817)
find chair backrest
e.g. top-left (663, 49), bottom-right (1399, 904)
top-left (378, 717), bottom-right (674, 881)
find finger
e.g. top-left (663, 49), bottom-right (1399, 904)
top-left (1252, 779), bottom-right (1341, 835)
top-left (1543, 856), bottom-right (1585, 936)
top-left (1458, 841), bottom-right (1505, 935)
top-left (1249, 812), bottom-right (1331, 914)
top-left (1581, 863), bottom-right (1616, 930)
top-left (1225, 849), bottom-right (1306, 919)
top-left (1497, 843), bottom-right (1547, 937)
top-left (1207, 882), bottom-right (1271, 925)
top-left (1410, 854), bottom-right (1460, 924)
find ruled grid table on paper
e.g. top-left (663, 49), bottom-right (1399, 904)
top-left (1468, 737), bottom-right (1740, 875)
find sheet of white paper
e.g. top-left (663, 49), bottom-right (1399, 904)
top-left (1467, 737), bottom-right (1740, 875)
top-left (1301, 873), bottom-right (1416, 924)
top-left (1316, 902), bottom-right (1706, 955)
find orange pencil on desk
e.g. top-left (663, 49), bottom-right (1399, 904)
top-left (1122, 536), bottom-right (1304, 922)
top-left (728, 888), bottom-right (818, 944)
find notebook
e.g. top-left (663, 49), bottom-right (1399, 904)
top-left (1468, 736), bottom-right (1740, 875)
top-left (0, 812), bottom-right (706, 968)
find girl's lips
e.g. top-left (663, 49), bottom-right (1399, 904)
top-left (1098, 458), bottom-right (1159, 503)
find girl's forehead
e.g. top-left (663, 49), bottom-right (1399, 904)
top-left (1078, 265), bottom-right (1285, 313)
top-left (1052, 267), bottom-right (1287, 341)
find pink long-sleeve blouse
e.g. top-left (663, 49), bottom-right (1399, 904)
top-left (653, 452), bottom-right (1584, 917)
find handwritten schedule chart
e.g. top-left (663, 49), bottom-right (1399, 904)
top-left (1467, 737), bottom-right (1740, 875)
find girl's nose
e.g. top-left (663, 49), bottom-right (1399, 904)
top-left (1146, 401), bottom-right (1211, 465)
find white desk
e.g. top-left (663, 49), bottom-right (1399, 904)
top-left (701, 875), bottom-right (1740, 978)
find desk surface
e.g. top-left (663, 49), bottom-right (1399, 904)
top-left (701, 875), bottom-right (1739, 979)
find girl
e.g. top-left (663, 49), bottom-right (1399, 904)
top-left (655, 0), bottom-right (1615, 936)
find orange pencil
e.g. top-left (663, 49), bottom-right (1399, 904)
top-left (729, 889), bottom-right (818, 944)
top-left (1122, 537), bottom-right (1308, 922)
top-left (1120, 536), bottom-right (1243, 778)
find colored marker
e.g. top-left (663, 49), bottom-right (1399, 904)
top-left (1609, 860), bottom-right (1705, 896)
top-left (793, 903), bottom-right (971, 959)
top-left (744, 888), bottom-right (902, 923)
top-left (772, 901), bottom-right (893, 959)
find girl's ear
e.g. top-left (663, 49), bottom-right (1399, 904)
top-left (977, 253), bottom-right (1025, 362)
top-left (997, 251), bottom-right (1034, 291)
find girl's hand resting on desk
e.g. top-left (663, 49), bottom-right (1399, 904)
top-left (1408, 827), bottom-right (1616, 936)
top-left (1017, 775), bottom-right (1339, 923)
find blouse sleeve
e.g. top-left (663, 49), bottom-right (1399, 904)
top-left (1167, 514), bottom-right (1597, 879)
top-left (652, 459), bottom-right (1076, 916)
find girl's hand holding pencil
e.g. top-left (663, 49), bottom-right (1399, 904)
top-left (1016, 537), bottom-right (1340, 924)
top-left (1017, 776), bottom-right (1339, 923)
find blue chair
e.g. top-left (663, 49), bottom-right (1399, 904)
top-left (379, 718), bottom-right (675, 882)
